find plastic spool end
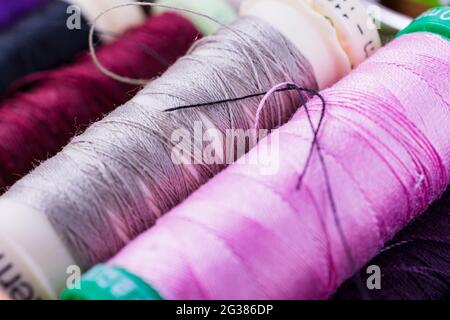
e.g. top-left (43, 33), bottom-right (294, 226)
top-left (397, 6), bottom-right (450, 40)
top-left (240, 0), bottom-right (351, 89)
top-left (304, 0), bottom-right (382, 68)
top-left (0, 199), bottom-right (76, 300)
top-left (61, 265), bottom-right (163, 300)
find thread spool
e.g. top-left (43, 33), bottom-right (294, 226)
top-left (240, 0), bottom-right (380, 88)
top-left (0, 0), bottom-right (48, 30)
top-left (335, 8), bottom-right (450, 300)
top-left (0, 0), bottom-right (144, 97)
top-left (0, 0), bottom-right (379, 299)
top-left (63, 11), bottom-right (450, 300)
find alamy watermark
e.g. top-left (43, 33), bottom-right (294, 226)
top-left (170, 121), bottom-right (281, 176)
top-left (66, 265), bottom-right (81, 290)
top-left (66, 5), bottom-right (82, 30)
top-left (366, 265), bottom-right (381, 290)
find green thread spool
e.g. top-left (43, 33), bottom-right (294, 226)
top-left (397, 6), bottom-right (450, 40)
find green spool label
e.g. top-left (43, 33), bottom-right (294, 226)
top-left (397, 6), bottom-right (450, 40)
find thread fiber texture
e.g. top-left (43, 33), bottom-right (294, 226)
top-left (107, 32), bottom-right (450, 299)
top-left (3, 16), bottom-right (317, 269)
top-left (0, 12), bottom-right (198, 190)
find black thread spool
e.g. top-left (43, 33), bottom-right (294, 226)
top-left (0, 0), bottom-right (95, 98)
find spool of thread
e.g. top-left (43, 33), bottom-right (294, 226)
top-left (63, 11), bottom-right (450, 300)
top-left (0, 0), bottom-right (48, 30)
top-left (0, 0), bottom-right (243, 192)
top-left (0, 0), bottom-right (144, 98)
top-left (0, 0), bottom-right (380, 299)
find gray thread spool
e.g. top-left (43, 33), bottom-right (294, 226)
top-left (2, 17), bottom-right (318, 268)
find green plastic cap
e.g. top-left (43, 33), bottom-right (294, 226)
top-left (61, 264), bottom-right (164, 300)
top-left (397, 6), bottom-right (450, 40)
top-left (411, 0), bottom-right (446, 6)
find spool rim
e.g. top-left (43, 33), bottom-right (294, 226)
top-left (397, 6), bottom-right (450, 40)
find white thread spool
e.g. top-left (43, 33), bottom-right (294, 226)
top-left (241, 0), bottom-right (381, 87)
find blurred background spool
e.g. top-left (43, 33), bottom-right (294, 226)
top-left (0, 11), bottom-right (199, 192)
top-left (0, 0), bottom-right (49, 30)
top-left (334, 189), bottom-right (450, 300)
top-left (0, 0), bottom-right (145, 98)
top-left (382, 0), bottom-right (441, 17)
top-left (64, 0), bottom-right (145, 40)
top-left (0, 289), bottom-right (10, 300)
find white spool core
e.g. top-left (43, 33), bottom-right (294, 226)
top-left (241, 0), bottom-right (351, 89)
top-left (63, 0), bottom-right (145, 42)
top-left (0, 200), bottom-right (76, 299)
top-left (305, 0), bottom-right (381, 68)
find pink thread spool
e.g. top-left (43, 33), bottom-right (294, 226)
top-left (64, 9), bottom-right (450, 300)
